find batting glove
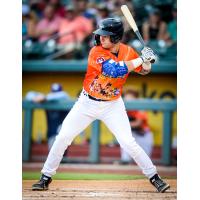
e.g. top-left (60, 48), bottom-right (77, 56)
top-left (140, 47), bottom-right (156, 63)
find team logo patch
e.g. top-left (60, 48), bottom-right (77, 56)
top-left (96, 57), bottom-right (105, 64)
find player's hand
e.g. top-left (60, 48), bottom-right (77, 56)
top-left (141, 47), bottom-right (156, 63)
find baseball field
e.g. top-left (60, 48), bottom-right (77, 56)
top-left (22, 163), bottom-right (177, 200)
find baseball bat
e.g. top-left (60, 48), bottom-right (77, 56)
top-left (121, 5), bottom-right (155, 63)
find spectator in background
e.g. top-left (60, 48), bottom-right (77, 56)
top-left (142, 8), bottom-right (168, 43)
top-left (57, 5), bottom-right (93, 57)
top-left (29, 0), bottom-right (47, 19)
top-left (26, 10), bottom-right (39, 41)
top-left (49, 0), bottom-right (65, 17)
top-left (74, 0), bottom-right (88, 16)
top-left (165, 7), bottom-right (177, 46)
top-left (22, 4), bottom-right (30, 39)
top-left (112, 0), bottom-right (134, 15)
top-left (95, 3), bottom-right (111, 25)
top-left (73, 0), bottom-right (97, 25)
top-left (36, 4), bottom-right (61, 42)
top-left (120, 88), bottom-right (154, 164)
top-left (22, 4), bottom-right (39, 41)
top-left (25, 83), bottom-right (71, 150)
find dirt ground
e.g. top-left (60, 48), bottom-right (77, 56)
top-left (23, 179), bottom-right (177, 200)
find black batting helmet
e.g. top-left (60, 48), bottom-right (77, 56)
top-left (93, 18), bottom-right (124, 45)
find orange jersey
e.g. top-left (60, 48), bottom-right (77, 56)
top-left (83, 43), bottom-right (142, 101)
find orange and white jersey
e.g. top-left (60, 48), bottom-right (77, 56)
top-left (83, 43), bottom-right (142, 101)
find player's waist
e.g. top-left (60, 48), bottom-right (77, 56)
top-left (82, 89), bottom-right (109, 102)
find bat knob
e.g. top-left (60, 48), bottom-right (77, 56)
top-left (150, 59), bottom-right (155, 63)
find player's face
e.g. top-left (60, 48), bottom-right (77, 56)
top-left (100, 35), bottom-right (114, 49)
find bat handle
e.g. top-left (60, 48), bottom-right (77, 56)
top-left (135, 31), bottom-right (156, 63)
top-left (135, 30), bottom-right (145, 47)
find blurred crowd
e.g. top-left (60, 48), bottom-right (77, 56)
top-left (22, 0), bottom-right (177, 60)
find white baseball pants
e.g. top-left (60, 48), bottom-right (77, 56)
top-left (41, 90), bottom-right (157, 178)
top-left (121, 131), bottom-right (154, 162)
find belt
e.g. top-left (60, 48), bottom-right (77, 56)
top-left (88, 94), bottom-right (108, 102)
top-left (83, 90), bottom-right (108, 102)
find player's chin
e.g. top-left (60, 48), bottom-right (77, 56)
top-left (102, 44), bottom-right (112, 49)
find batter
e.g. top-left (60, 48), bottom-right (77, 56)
top-left (32, 18), bottom-right (170, 193)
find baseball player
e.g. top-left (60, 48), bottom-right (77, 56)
top-left (32, 18), bottom-right (170, 193)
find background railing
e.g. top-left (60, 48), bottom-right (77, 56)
top-left (22, 99), bottom-right (177, 165)
top-left (22, 59), bottom-right (177, 73)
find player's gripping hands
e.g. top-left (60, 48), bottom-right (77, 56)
top-left (124, 46), bottom-right (156, 73)
top-left (140, 47), bottom-right (156, 63)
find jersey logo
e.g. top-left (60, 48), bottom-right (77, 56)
top-left (96, 57), bottom-right (105, 64)
top-left (89, 75), bottom-right (120, 98)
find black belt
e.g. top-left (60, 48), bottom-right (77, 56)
top-left (83, 90), bottom-right (109, 101)
top-left (88, 94), bottom-right (108, 102)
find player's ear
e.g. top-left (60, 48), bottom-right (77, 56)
top-left (94, 35), bottom-right (100, 46)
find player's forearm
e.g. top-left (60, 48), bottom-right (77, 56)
top-left (124, 57), bottom-right (143, 72)
top-left (101, 58), bottom-right (151, 78)
top-left (124, 58), bottom-right (151, 75)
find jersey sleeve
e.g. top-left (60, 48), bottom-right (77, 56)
top-left (88, 47), bottom-right (111, 72)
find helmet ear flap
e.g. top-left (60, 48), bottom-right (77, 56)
top-left (94, 35), bottom-right (100, 46)
top-left (110, 36), bottom-right (115, 44)
top-left (110, 36), bottom-right (120, 44)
